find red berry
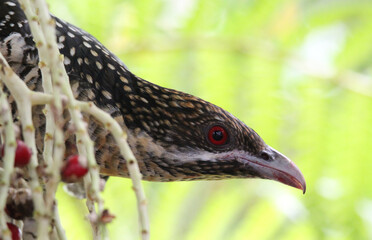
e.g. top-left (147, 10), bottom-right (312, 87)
top-left (6, 222), bottom-right (21, 240)
top-left (14, 140), bottom-right (32, 167)
top-left (1, 140), bottom-right (32, 167)
top-left (61, 155), bottom-right (88, 183)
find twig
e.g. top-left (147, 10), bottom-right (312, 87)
top-left (0, 81), bottom-right (16, 240)
top-left (0, 53), bottom-right (47, 239)
top-left (54, 202), bottom-right (67, 240)
top-left (78, 102), bottom-right (150, 239)
top-left (19, 1), bottom-right (66, 238)
top-left (20, 0), bottom-right (107, 237)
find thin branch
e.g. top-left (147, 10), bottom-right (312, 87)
top-left (53, 202), bottom-right (67, 240)
top-left (18, 1), bottom-right (65, 238)
top-left (0, 53), bottom-right (47, 239)
top-left (0, 81), bottom-right (17, 240)
top-left (78, 102), bottom-right (150, 239)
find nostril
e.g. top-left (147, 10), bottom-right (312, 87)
top-left (260, 152), bottom-right (271, 161)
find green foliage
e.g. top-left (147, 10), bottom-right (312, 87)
top-left (49, 0), bottom-right (372, 239)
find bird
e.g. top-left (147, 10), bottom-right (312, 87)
top-left (0, 0), bottom-right (306, 193)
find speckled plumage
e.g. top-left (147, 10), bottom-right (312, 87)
top-left (0, 0), bottom-right (306, 191)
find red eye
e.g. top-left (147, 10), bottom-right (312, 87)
top-left (208, 126), bottom-right (228, 145)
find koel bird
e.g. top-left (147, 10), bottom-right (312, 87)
top-left (0, 0), bottom-right (306, 192)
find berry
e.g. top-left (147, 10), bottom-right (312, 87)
top-left (6, 222), bottom-right (21, 240)
top-left (5, 187), bottom-right (34, 220)
top-left (14, 140), bottom-right (32, 167)
top-left (61, 155), bottom-right (88, 183)
top-left (1, 140), bottom-right (32, 167)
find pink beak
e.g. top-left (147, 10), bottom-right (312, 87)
top-left (241, 147), bottom-right (306, 193)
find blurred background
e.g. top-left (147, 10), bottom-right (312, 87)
top-left (47, 0), bottom-right (372, 239)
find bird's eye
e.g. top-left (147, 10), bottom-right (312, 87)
top-left (208, 126), bottom-right (228, 145)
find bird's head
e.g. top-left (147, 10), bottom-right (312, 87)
top-left (1, 0), bottom-right (305, 192)
top-left (122, 78), bottom-right (306, 193)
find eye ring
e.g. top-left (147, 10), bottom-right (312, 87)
top-left (208, 125), bottom-right (228, 145)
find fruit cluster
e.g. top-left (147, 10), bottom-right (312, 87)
top-left (1, 140), bottom-right (89, 238)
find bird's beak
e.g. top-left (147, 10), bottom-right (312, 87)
top-left (240, 147), bottom-right (306, 193)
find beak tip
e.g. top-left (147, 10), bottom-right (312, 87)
top-left (302, 184), bottom-right (306, 194)
top-left (293, 178), bottom-right (306, 194)
top-left (295, 175), bottom-right (306, 194)
top-left (296, 176), bottom-right (306, 194)
top-left (264, 147), bottom-right (307, 194)
top-left (296, 175), bottom-right (306, 194)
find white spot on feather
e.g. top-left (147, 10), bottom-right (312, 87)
top-left (59, 35), bottom-right (65, 42)
top-left (5, 2), bottom-right (16, 6)
top-left (67, 32), bottom-right (75, 38)
top-left (56, 21), bottom-right (63, 28)
top-left (107, 63), bottom-right (115, 70)
top-left (102, 90), bottom-right (112, 100)
top-left (64, 56), bottom-right (71, 65)
top-left (86, 74), bottom-right (93, 83)
top-left (96, 61), bottom-right (102, 70)
top-left (83, 41), bottom-right (91, 48)
top-left (70, 47), bottom-right (75, 56)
